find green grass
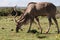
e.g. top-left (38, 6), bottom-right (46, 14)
top-left (0, 16), bottom-right (60, 40)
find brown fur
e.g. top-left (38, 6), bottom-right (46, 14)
top-left (15, 2), bottom-right (59, 33)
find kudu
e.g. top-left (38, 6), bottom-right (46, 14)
top-left (15, 2), bottom-right (59, 33)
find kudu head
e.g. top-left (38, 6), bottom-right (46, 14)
top-left (14, 7), bottom-right (29, 32)
top-left (14, 14), bottom-right (26, 32)
top-left (14, 8), bottom-right (25, 32)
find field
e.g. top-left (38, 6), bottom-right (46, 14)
top-left (0, 16), bottom-right (60, 40)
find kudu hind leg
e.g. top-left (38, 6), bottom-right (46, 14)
top-left (52, 16), bottom-right (59, 33)
top-left (35, 17), bottom-right (42, 34)
top-left (46, 17), bottom-right (52, 33)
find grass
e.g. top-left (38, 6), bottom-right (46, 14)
top-left (0, 16), bottom-right (60, 40)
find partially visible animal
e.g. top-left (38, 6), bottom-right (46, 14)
top-left (15, 2), bottom-right (59, 33)
top-left (11, 8), bottom-right (23, 16)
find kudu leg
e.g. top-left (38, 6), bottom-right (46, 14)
top-left (52, 16), bottom-right (59, 33)
top-left (35, 17), bottom-right (42, 34)
top-left (46, 17), bottom-right (52, 33)
top-left (16, 26), bottom-right (20, 33)
top-left (27, 19), bottom-right (33, 33)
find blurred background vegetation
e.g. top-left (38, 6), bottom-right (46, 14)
top-left (0, 6), bottom-right (60, 18)
top-left (0, 7), bottom-right (25, 16)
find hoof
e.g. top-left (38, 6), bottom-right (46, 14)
top-left (40, 32), bottom-right (42, 34)
top-left (58, 31), bottom-right (60, 34)
top-left (27, 31), bottom-right (30, 33)
top-left (16, 29), bottom-right (19, 33)
top-left (46, 31), bottom-right (48, 34)
top-left (40, 30), bottom-right (42, 34)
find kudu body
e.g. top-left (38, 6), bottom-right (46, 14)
top-left (15, 2), bottom-right (59, 33)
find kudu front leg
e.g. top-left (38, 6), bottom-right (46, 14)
top-left (35, 17), bottom-right (42, 34)
top-left (27, 19), bottom-right (33, 33)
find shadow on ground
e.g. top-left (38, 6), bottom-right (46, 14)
top-left (28, 29), bottom-right (47, 39)
top-left (37, 35), bottom-right (47, 39)
top-left (28, 29), bottom-right (39, 34)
